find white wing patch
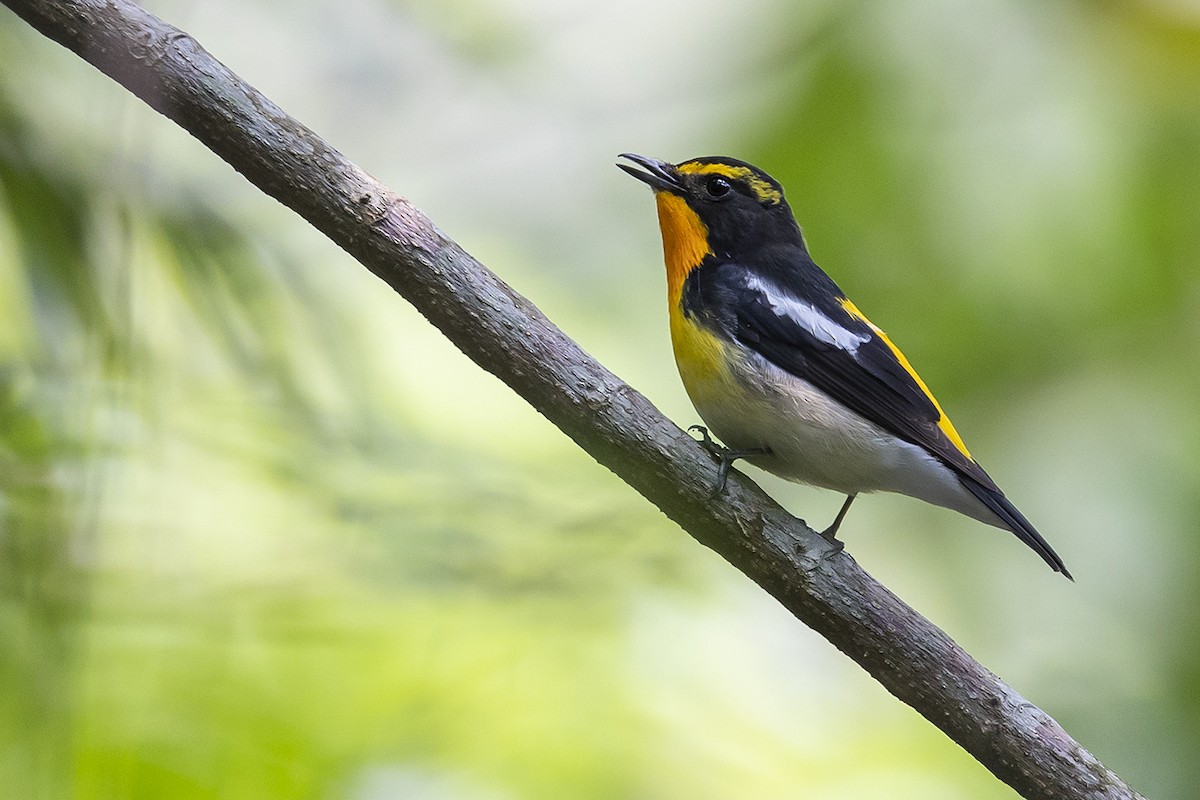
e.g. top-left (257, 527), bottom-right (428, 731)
top-left (744, 274), bottom-right (869, 354)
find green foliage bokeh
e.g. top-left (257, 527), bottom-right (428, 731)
top-left (1, 1), bottom-right (1198, 798)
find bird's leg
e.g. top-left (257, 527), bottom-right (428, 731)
top-left (687, 425), bottom-right (770, 497)
top-left (819, 494), bottom-right (856, 550)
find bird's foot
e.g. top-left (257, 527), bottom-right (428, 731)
top-left (687, 425), bottom-right (770, 497)
top-left (817, 529), bottom-right (846, 553)
top-left (817, 494), bottom-right (857, 552)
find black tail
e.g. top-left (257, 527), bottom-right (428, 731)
top-left (960, 479), bottom-right (1073, 580)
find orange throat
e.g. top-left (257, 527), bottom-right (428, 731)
top-left (654, 192), bottom-right (711, 306)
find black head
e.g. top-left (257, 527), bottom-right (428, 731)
top-left (618, 154), bottom-right (803, 255)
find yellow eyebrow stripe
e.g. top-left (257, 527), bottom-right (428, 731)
top-left (839, 297), bottom-right (974, 461)
top-left (676, 161), bottom-right (783, 205)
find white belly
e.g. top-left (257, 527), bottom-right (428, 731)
top-left (679, 343), bottom-right (998, 526)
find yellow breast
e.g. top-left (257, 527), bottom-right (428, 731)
top-left (653, 188), bottom-right (741, 423)
top-left (669, 305), bottom-right (744, 423)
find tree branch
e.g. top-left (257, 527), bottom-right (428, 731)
top-left (1, 1), bottom-right (1143, 797)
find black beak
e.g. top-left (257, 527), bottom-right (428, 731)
top-left (617, 153), bottom-right (682, 193)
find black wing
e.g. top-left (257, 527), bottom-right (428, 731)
top-left (698, 257), bottom-right (995, 490)
top-left (691, 256), bottom-right (1071, 577)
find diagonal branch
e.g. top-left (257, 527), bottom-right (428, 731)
top-left (0, 1), bottom-right (1143, 797)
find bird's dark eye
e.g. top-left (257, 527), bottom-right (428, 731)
top-left (704, 176), bottom-right (732, 199)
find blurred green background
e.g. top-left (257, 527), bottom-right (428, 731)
top-left (1, 0), bottom-right (1198, 797)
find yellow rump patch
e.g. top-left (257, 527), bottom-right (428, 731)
top-left (654, 192), bottom-right (712, 306)
top-left (676, 161), bottom-right (783, 206)
top-left (839, 297), bottom-right (974, 461)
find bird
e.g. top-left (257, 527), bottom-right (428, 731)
top-left (617, 153), bottom-right (1070, 578)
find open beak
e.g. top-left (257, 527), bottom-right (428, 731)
top-left (617, 153), bottom-right (683, 193)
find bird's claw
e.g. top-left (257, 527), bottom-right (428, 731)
top-left (687, 425), bottom-right (769, 497)
top-left (817, 527), bottom-right (846, 552)
top-left (816, 494), bottom-right (856, 552)
top-left (688, 425), bottom-right (718, 453)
